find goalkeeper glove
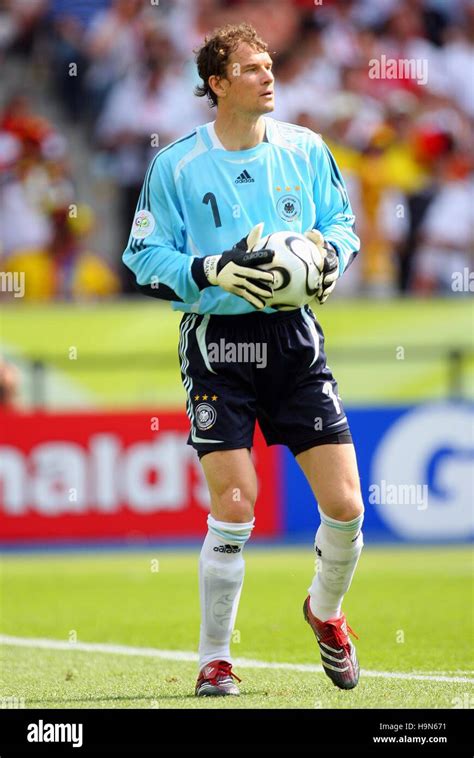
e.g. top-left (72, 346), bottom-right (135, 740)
top-left (305, 230), bottom-right (339, 305)
top-left (192, 223), bottom-right (274, 309)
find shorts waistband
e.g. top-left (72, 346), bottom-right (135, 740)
top-left (197, 307), bottom-right (307, 327)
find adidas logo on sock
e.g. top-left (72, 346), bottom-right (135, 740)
top-left (213, 544), bottom-right (241, 553)
top-left (235, 170), bottom-right (254, 184)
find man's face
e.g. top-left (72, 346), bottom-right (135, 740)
top-left (217, 43), bottom-right (275, 114)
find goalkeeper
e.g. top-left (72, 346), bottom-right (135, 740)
top-left (123, 23), bottom-right (363, 696)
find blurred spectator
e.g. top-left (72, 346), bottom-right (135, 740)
top-left (398, 130), bottom-right (473, 293)
top-left (3, 199), bottom-right (120, 300)
top-left (0, 95), bottom-right (119, 300)
top-left (49, 13), bottom-right (87, 122)
top-left (0, 360), bottom-right (20, 408)
top-left (0, 0), bottom-right (47, 58)
top-left (83, 0), bottom-right (145, 124)
top-left (0, 97), bottom-right (56, 257)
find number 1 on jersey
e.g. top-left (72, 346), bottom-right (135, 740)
top-left (202, 192), bottom-right (222, 228)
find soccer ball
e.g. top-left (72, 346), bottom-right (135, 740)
top-left (250, 230), bottom-right (324, 310)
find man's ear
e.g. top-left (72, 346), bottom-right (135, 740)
top-left (209, 74), bottom-right (229, 99)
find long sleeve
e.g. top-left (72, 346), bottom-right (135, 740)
top-left (122, 154), bottom-right (202, 303)
top-left (312, 139), bottom-right (360, 276)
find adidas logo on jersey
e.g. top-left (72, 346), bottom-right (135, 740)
top-left (235, 170), bottom-right (254, 184)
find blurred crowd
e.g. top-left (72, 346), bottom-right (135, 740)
top-left (0, 358), bottom-right (19, 408)
top-left (0, 0), bottom-right (472, 299)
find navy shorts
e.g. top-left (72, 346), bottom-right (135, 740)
top-left (178, 305), bottom-right (352, 458)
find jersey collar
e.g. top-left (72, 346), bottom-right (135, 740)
top-left (206, 120), bottom-right (269, 151)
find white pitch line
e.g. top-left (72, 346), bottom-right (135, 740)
top-left (1, 635), bottom-right (473, 685)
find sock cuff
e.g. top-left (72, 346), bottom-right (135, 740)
top-left (207, 514), bottom-right (255, 545)
top-left (318, 506), bottom-right (364, 532)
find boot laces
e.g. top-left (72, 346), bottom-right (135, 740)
top-left (331, 619), bottom-right (359, 651)
top-left (213, 661), bottom-right (242, 685)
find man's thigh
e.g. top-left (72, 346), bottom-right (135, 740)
top-left (296, 442), bottom-right (364, 521)
top-left (200, 448), bottom-right (257, 523)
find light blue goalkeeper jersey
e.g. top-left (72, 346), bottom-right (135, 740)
top-left (122, 117), bottom-right (360, 315)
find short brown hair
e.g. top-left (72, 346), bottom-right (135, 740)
top-left (194, 23), bottom-right (268, 108)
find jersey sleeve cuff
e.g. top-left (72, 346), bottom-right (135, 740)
top-left (191, 257), bottom-right (212, 291)
top-left (325, 240), bottom-right (343, 276)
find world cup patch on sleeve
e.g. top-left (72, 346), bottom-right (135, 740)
top-left (132, 210), bottom-right (155, 239)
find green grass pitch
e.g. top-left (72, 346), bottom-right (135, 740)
top-left (1, 546), bottom-right (472, 709)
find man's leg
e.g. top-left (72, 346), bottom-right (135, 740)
top-left (297, 442), bottom-right (364, 621)
top-left (195, 448), bottom-right (257, 695)
top-left (297, 441), bottom-right (364, 689)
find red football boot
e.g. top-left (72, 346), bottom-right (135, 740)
top-left (195, 660), bottom-right (242, 697)
top-left (303, 596), bottom-right (360, 690)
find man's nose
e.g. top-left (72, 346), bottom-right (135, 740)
top-left (262, 69), bottom-right (274, 85)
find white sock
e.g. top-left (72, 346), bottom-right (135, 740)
top-left (198, 514), bottom-right (255, 669)
top-left (308, 506), bottom-right (364, 622)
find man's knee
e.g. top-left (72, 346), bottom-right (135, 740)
top-left (210, 482), bottom-right (256, 523)
top-left (320, 485), bottom-right (364, 522)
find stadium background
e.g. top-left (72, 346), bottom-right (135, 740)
top-left (0, 0), bottom-right (472, 710)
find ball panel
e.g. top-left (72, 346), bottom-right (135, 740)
top-left (253, 231), bottom-right (322, 309)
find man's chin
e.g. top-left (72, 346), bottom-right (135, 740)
top-left (246, 101), bottom-right (275, 117)
top-left (259, 100), bottom-right (275, 113)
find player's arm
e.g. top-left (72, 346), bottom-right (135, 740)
top-left (123, 157), bottom-right (273, 308)
top-left (306, 138), bottom-right (360, 303)
top-left (123, 155), bottom-right (208, 304)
